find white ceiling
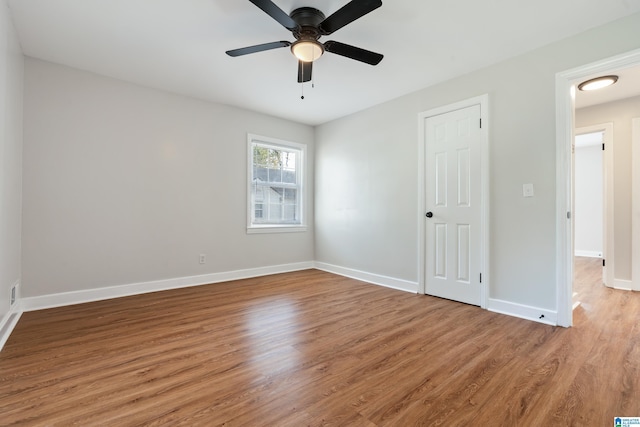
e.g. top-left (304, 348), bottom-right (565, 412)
top-left (7, 0), bottom-right (640, 125)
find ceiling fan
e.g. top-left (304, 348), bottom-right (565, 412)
top-left (226, 0), bottom-right (383, 83)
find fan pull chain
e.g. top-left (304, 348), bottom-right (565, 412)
top-left (300, 80), bottom-right (316, 99)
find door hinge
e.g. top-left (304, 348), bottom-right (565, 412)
top-left (567, 211), bottom-right (571, 219)
top-left (603, 259), bottom-right (605, 267)
top-left (479, 118), bottom-right (482, 128)
top-left (602, 143), bottom-right (605, 151)
top-left (479, 273), bottom-right (482, 283)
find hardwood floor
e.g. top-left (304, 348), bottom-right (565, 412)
top-left (573, 256), bottom-right (604, 307)
top-left (1, 266), bottom-right (638, 426)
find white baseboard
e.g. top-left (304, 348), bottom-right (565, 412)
top-left (313, 262), bottom-right (418, 293)
top-left (0, 304), bottom-right (23, 352)
top-left (487, 298), bottom-right (557, 326)
top-left (574, 250), bottom-right (602, 258)
top-left (613, 278), bottom-right (633, 291)
top-left (21, 261), bottom-right (314, 312)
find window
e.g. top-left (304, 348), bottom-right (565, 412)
top-left (248, 134), bottom-right (306, 233)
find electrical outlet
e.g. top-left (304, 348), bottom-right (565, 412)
top-left (10, 283), bottom-right (18, 306)
top-left (199, 254), bottom-right (206, 264)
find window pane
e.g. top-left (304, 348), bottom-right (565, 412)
top-left (284, 188), bottom-right (296, 203)
top-left (282, 169), bottom-right (296, 184)
top-left (253, 185), bottom-right (264, 199)
top-left (282, 152), bottom-right (296, 169)
top-left (283, 204), bottom-right (296, 221)
top-left (268, 167), bottom-right (282, 183)
top-left (253, 165), bottom-right (266, 182)
top-left (253, 146), bottom-right (268, 167)
top-left (268, 204), bottom-right (281, 221)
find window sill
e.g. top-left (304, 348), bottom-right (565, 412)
top-left (247, 225), bottom-right (308, 234)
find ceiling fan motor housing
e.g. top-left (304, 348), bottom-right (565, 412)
top-left (290, 7), bottom-right (325, 41)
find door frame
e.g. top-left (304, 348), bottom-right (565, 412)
top-left (555, 48), bottom-right (640, 327)
top-left (574, 124), bottom-right (614, 288)
top-left (417, 94), bottom-right (490, 309)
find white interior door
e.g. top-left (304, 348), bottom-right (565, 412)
top-left (425, 104), bottom-right (482, 305)
top-left (573, 124), bottom-right (613, 289)
top-left (574, 132), bottom-right (604, 259)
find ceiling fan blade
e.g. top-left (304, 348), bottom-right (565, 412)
top-left (249, 0), bottom-right (299, 31)
top-left (323, 41), bottom-right (383, 65)
top-left (226, 41), bottom-right (291, 57)
top-left (297, 60), bottom-right (312, 83)
top-left (319, 0), bottom-right (382, 35)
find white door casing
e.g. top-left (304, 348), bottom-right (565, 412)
top-left (420, 100), bottom-right (486, 306)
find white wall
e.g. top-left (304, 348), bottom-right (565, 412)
top-left (0, 0), bottom-right (23, 336)
top-left (574, 133), bottom-right (603, 258)
top-left (22, 58), bottom-right (314, 298)
top-left (576, 95), bottom-right (640, 280)
top-left (315, 13), bottom-right (640, 313)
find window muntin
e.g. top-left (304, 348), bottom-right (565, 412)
top-left (248, 135), bottom-right (305, 232)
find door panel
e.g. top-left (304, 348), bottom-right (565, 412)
top-left (434, 223), bottom-right (447, 278)
top-left (425, 104), bottom-right (482, 305)
top-left (435, 152), bottom-right (447, 206)
top-left (457, 224), bottom-right (470, 282)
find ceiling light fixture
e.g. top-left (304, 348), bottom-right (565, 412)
top-left (291, 40), bottom-right (324, 62)
top-left (577, 75), bottom-right (619, 91)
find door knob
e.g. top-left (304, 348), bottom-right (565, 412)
top-left (426, 212), bottom-right (433, 218)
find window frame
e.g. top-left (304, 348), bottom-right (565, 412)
top-left (247, 134), bottom-right (307, 234)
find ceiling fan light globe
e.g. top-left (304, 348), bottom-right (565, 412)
top-left (292, 40), bottom-right (324, 62)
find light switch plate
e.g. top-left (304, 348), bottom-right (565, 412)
top-left (523, 183), bottom-right (534, 198)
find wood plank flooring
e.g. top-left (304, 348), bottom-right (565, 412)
top-left (1, 262), bottom-right (638, 426)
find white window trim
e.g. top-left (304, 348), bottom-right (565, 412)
top-left (247, 133), bottom-right (307, 234)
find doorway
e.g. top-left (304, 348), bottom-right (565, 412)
top-left (574, 124), bottom-right (614, 291)
top-left (573, 127), bottom-right (611, 308)
top-left (556, 48), bottom-right (640, 327)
